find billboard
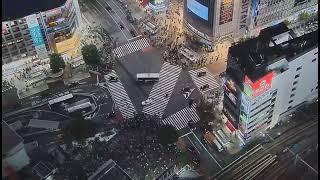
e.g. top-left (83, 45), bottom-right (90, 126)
top-left (223, 76), bottom-right (239, 105)
top-left (187, 0), bottom-right (208, 21)
top-left (2, 23), bottom-right (8, 34)
top-left (243, 72), bottom-right (273, 98)
top-left (219, 0), bottom-right (234, 25)
top-left (26, 14), bottom-right (48, 59)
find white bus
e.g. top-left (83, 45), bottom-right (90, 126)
top-left (48, 93), bottom-right (73, 105)
top-left (213, 139), bottom-right (223, 152)
top-left (217, 129), bottom-right (230, 145)
top-left (136, 73), bottom-right (159, 83)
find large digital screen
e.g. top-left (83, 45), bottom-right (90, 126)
top-left (243, 72), bottom-right (274, 98)
top-left (29, 26), bottom-right (45, 46)
top-left (187, 0), bottom-right (208, 21)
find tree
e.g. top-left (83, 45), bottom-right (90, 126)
top-left (62, 113), bottom-right (96, 144)
top-left (49, 53), bottom-right (66, 73)
top-left (283, 20), bottom-right (290, 26)
top-left (157, 125), bottom-right (179, 146)
top-left (196, 97), bottom-right (216, 124)
top-left (81, 44), bottom-right (101, 66)
top-left (298, 12), bottom-right (310, 22)
top-left (176, 152), bottom-right (191, 167)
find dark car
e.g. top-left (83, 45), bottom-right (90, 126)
top-left (119, 24), bottom-right (124, 30)
top-left (200, 84), bottom-right (209, 91)
top-left (181, 87), bottom-right (190, 93)
top-left (197, 71), bottom-right (206, 77)
top-left (130, 30), bottom-right (136, 37)
top-left (105, 6), bottom-right (112, 12)
top-left (109, 76), bottom-right (118, 82)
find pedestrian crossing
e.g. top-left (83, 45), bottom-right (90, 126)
top-left (162, 104), bottom-right (200, 130)
top-left (113, 38), bottom-right (150, 58)
top-left (142, 62), bottom-right (182, 117)
top-left (104, 71), bottom-right (136, 119)
top-left (189, 68), bottom-right (220, 94)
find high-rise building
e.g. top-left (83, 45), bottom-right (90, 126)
top-left (2, 0), bottom-right (82, 64)
top-left (183, 0), bottom-right (241, 46)
top-left (182, 0), bottom-right (318, 46)
top-left (222, 23), bottom-right (318, 144)
top-left (247, 0), bottom-right (318, 36)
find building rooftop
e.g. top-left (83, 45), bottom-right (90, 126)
top-left (229, 23), bottom-right (318, 81)
top-left (88, 159), bottom-right (133, 180)
top-left (2, 0), bottom-right (67, 21)
top-left (2, 121), bottom-right (24, 157)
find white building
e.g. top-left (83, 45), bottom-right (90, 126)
top-left (2, 121), bottom-right (30, 178)
top-left (223, 23), bottom-right (318, 143)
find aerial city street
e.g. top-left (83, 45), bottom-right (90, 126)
top-left (2, 0), bottom-right (318, 179)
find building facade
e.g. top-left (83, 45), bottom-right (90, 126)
top-left (182, 0), bottom-right (318, 46)
top-left (2, 121), bottom-right (30, 178)
top-left (2, 0), bottom-right (81, 65)
top-left (247, 0), bottom-right (318, 37)
top-left (148, 0), bottom-right (168, 13)
top-left (222, 23), bottom-right (318, 144)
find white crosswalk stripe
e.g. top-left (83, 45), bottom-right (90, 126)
top-left (162, 104), bottom-right (200, 130)
top-left (142, 62), bottom-right (182, 117)
top-left (104, 71), bottom-right (136, 119)
top-left (189, 67), bottom-right (220, 94)
top-left (113, 38), bottom-right (150, 58)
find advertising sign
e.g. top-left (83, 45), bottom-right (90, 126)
top-left (29, 26), bottom-right (45, 46)
top-left (244, 72), bottom-right (273, 98)
top-left (187, 0), bottom-right (208, 21)
top-left (239, 0), bottom-right (250, 30)
top-left (149, 0), bottom-right (166, 10)
top-left (2, 23), bottom-right (8, 34)
top-left (219, 0), bottom-right (234, 25)
top-left (26, 14), bottom-right (48, 59)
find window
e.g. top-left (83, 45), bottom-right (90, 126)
top-left (289, 99), bottom-right (293, 104)
top-left (296, 66), bottom-right (302, 71)
top-left (290, 94), bottom-right (295, 98)
top-left (293, 81), bottom-right (298, 85)
top-left (312, 58), bottom-right (317, 62)
top-left (294, 74), bottom-right (300, 79)
top-left (291, 87), bottom-right (296, 92)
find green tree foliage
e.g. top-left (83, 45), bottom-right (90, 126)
top-left (62, 114), bottom-right (96, 144)
top-left (81, 44), bottom-right (101, 66)
top-left (49, 53), bottom-right (66, 73)
top-left (298, 12), bottom-right (310, 22)
top-left (157, 125), bottom-right (179, 146)
top-left (197, 97), bottom-right (216, 123)
top-left (283, 20), bottom-right (290, 26)
top-left (176, 152), bottom-right (191, 167)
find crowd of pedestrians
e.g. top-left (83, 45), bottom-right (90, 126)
top-left (61, 114), bottom-right (178, 179)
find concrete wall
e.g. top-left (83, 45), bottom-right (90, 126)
top-left (269, 47), bottom-right (318, 128)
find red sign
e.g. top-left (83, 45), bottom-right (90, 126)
top-left (225, 120), bottom-right (236, 132)
top-left (244, 72), bottom-right (273, 97)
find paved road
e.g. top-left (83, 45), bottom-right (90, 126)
top-left (182, 132), bottom-right (223, 177)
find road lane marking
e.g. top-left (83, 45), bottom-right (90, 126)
top-left (94, 0), bottom-right (129, 41)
